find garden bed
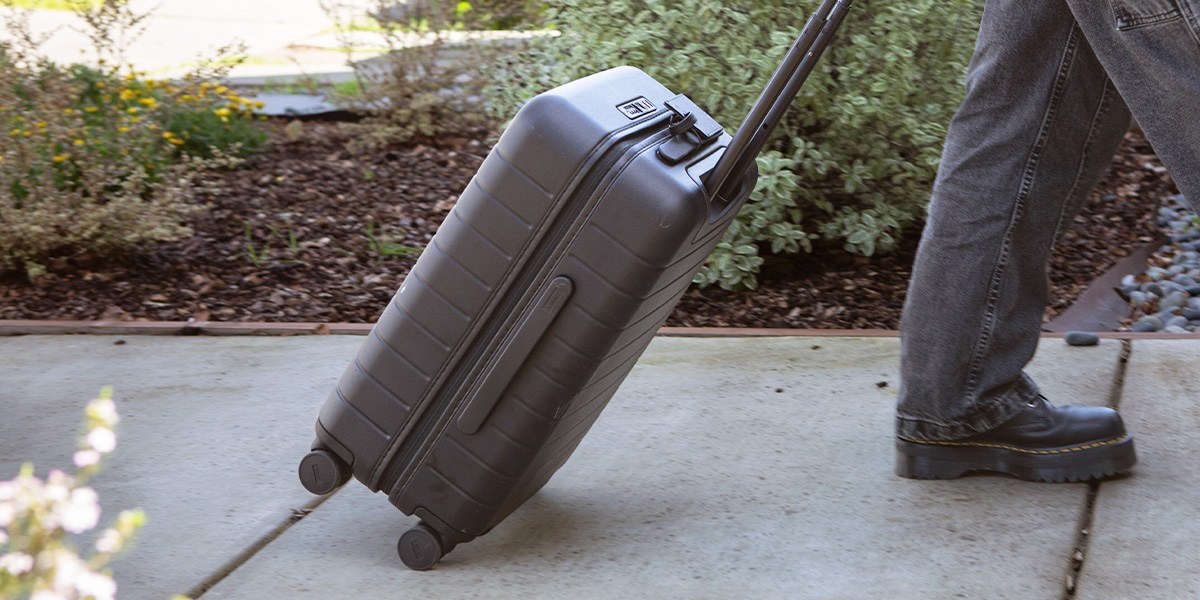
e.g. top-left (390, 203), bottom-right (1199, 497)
top-left (0, 121), bottom-right (1177, 330)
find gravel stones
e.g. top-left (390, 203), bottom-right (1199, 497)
top-left (1119, 194), bottom-right (1200, 333)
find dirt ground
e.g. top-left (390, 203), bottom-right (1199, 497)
top-left (0, 122), bottom-right (1176, 329)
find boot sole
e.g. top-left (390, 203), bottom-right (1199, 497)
top-left (895, 435), bottom-right (1137, 483)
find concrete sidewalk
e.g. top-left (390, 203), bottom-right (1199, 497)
top-left (0, 0), bottom-right (363, 79)
top-left (2, 332), bottom-right (1198, 599)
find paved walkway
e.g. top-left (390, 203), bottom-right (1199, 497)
top-left (0, 0), bottom-right (365, 79)
top-left (2, 332), bottom-right (1198, 599)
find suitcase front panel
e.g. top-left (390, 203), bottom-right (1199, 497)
top-left (316, 67), bottom-right (681, 489)
top-left (391, 135), bottom-right (760, 536)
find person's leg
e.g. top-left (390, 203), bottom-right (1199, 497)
top-left (896, 0), bottom-right (1136, 479)
top-left (1064, 0), bottom-right (1200, 206)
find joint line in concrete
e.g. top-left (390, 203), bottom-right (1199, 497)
top-left (1060, 339), bottom-right (1133, 599)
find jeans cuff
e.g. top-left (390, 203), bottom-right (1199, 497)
top-left (895, 376), bottom-right (1042, 441)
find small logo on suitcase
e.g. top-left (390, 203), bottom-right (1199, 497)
top-left (617, 96), bottom-right (657, 119)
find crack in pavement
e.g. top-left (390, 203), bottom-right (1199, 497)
top-left (1061, 339), bottom-right (1133, 599)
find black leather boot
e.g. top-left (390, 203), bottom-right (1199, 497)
top-left (895, 396), bottom-right (1137, 482)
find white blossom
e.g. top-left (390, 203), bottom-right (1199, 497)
top-left (30, 590), bottom-right (68, 600)
top-left (73, 449), bottom-right (102, 468)
top-left (60, 487), bottom-right (101, 534)
top-left (50, 548), bottom-right (87, 594)
top-left (0, 479), bottom-right (15, 500)
top-left (88, 397), bottom-right (120, 427)
top-left (0, 499), bottom-right (13, 527)
top-left (0, 551), bottom-right (35, 575)
top-left (86, 427), bottom-right (117, 454)
top-left (44, 470), bottom-right (71, 503)
top-left (0, 529), bottom-right (8, 545)
top-left (75, 569), bottom-right (117, 600)
top-left (95, 528), bottom-right (123, 554)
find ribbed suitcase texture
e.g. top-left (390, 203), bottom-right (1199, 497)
top-left (299, 0), bottom-right (849, 570)
top-left (303, 66), bottom-right (755, 561)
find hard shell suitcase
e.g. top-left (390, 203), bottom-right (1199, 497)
top-left (299, 0), bottom-right (851, 570)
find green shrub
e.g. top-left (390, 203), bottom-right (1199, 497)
top-left (485, 0), bottom-right (981, 289)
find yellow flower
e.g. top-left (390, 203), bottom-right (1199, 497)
top-left (53, 154), bottom-right (68, 163)
top-left (73, 139), bottom-right (85, 146)
top-left (130, 116), bottom-right (141, 123)
top-left (120, 89), bottom-right (137, 101)
top-left (95, 81), bottom-right (107, 89)
top-left (139, 97), bottom-right (158, 109)
top-left (84, 106), bottom-right (99, 113)
top-left (168, 137), bottom-right (184, 146)
top-left (35, 121), bottom-right (47, 128)
top-left (254, 100), bottom-right (265, 109)
top-left (63, 108), bottom-right (76, 115)
top-left (118, 126), bottom-right (130, 133)
top-left (214, 107), bottom-right (232, 118)
top-left (126, 107), bottom-right (139, 114)
top-left (215, 85), bottom-right (228, 94)
top-left (9, 128), bottom-right (20, 136)
top-left (180, 94), bottom-right (195, 102)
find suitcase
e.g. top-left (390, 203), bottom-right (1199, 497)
top-left (299, 0), bottom-right (851, 570)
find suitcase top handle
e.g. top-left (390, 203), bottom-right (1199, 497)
top-left (704, 0), bottom-right (852, 203)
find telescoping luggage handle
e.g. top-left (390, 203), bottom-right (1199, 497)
top-left (704, 0), bottom-right (852, 203)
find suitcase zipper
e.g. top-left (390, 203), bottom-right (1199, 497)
top-left (379, 114), bottom-right (674, 496)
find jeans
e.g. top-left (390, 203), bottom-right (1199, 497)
top-left (897, 0), bottom-right (1200, 441)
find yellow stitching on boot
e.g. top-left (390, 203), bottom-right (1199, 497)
top-left (900, 435), bottom-right (1130, 455)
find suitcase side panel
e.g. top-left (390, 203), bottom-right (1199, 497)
top-left (392, 141), bottom-right (759, 536)
top-left (315, 68), bottom-right (680, 489)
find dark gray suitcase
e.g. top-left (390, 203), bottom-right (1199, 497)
top-left (299, 0), bottom-right (850, 570)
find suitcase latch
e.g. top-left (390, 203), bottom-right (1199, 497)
top-left (657, 95), bottom-right (724, 166)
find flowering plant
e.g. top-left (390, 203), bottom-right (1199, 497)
top-left (1, 1), bottom-right (267, 277)
top-left (0, 387), bottom-right (146, 600)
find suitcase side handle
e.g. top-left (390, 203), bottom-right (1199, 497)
top-left (457, 276), bottom-right (575, 435)
top-left (704, 0), bottom-right (852, 203)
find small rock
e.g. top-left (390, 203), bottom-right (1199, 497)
top-left (1132, 315), bottom-right (1163, 332)
top-left (1164, 325), bottom-right (1191, 334)
top-left (1183, 308), bottom-right (1200, 320)
top-left (1187, 285), bottom-right (1200, 296)
top-left (1161, 291), bottom-right (1189, 311)
top-left (1064, 331), bottom-right (1100, 346)
top-left (1166, 315), bottom-right (1189, 329)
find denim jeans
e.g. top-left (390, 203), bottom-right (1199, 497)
top-left (897, 0), bottom-right (1200, 441)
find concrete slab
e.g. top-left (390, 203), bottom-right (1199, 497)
top-left (203, 336), bottom-right (1121, 599)
top-left (0, 335), bottom-right (362, 599)
top-left (1077, 339), bottom-right (1200, 599)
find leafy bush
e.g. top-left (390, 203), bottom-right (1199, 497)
top-left (485, 0), bottom-right (981, 289)
top-left (0, 2), bottom-right (264, 277)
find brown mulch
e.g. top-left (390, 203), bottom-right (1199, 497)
top-left (0, 121), bottom-right (1176, 329)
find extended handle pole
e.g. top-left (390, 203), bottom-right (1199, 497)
top-left (705, 0), bottom-right (852, 202)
